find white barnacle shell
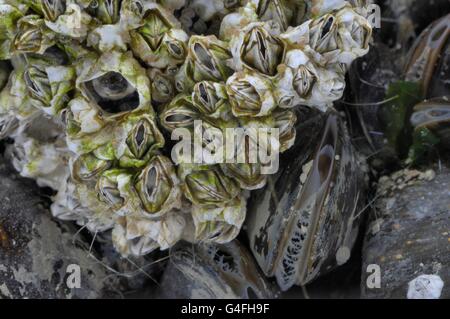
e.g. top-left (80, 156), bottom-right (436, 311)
top-left (72, 181), bottom-right (117, 232)
top-left (7, 115), bottom-right (69, 189)
top-left (229, 21), bottom-right (285, 76)
top-left (226, 70), bottom-right (277, 117)
top-left (51, 177), bottom-right (114, 233)
top-left (128, 2), bottom-right (189, 69)
top-left (334, 6), bottom-right (372, 65)
top-left (277, 49), bottom-right (346, 111)
top-left (76, 50), bottom-right (153, 118)
top-left (112, 212), bottom-right (186, 257)
top-left (0, 69), bottom-right (38, 121)
top-left (219, 5), bottom-right (258, 40)
top-left (0, 1), bottom-right (24, 59)
top-left (130, 154), bottom-right (182, 218)
top-left (45, 2), bottom-right (92, 39)
top-left (112, 113), bottom-right (165, 168)
top-left (191, 196), bottom-right (246, 244)
top-left (24, 64), bottom-right (76, 116)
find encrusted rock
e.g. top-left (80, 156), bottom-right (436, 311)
top-left (0, 157), bottom-right (117, 299)
top-left (361, 166), bottom-right (450, 299)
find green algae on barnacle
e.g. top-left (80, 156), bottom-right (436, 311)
top-left (0, 0), bottom-right (373, 260)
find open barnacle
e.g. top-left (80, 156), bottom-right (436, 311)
top-left (112, 113), bottom-right (165, 167)
top-left (129, 3), bottom-right (188, 69)
top-left (308, 13), bottom-right (338, 55)
top-left (33, 0), bottom-right (67, 22)
top-left (226, 71), bottom-right (277, 117)
top-left (76, 51), bottom-right (152, 118)
top-left (231, 22), bottom-right (285, 76)
top-left (254, 0), bottom-right (302, 32)
top-left (159, 94), bottom-right (201, 132)
top-left (134, 154), bottom-right (181, 217)
top-left (293, 65), bottom-right (316, 98)
top-left (192, 81), bottom-right (232, 119)
top-left (12, 15), bottom-right (54, 54)
top-left (112, 212), bottom-right (186, 256)
top-left (175, 35), bottom-right (233, 92)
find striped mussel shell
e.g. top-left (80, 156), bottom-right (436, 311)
top-left (245, 112), bottom-right (368, 290)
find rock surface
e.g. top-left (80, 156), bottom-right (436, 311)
top-left (361, 167), bottom-right (450, 299)
top-left (0, 157), bottom-right (118, 298)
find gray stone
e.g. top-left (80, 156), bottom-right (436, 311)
top-left (0, 158), bottom-right (118, 299)
top-left (361, 167), bottom-right (450, 299)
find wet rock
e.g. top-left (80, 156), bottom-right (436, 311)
top-left (0, 157), bottom-right (118, 299)
top-left (156, 241), bottom-right (276, 299)
top-left (361, 167), bottom-right (450, 299)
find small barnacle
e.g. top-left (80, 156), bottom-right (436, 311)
top-left (226, 71), bottom-right (276, 117)
top-left (112, 212), bottom-right (186, 256)
top-left (309, 13), bottom-right (338, 54)
top-left (39, 0), bottom-right (67, 22)
top-left (293, 65), bottom-right (316, 98)
top-left (255, 0), bottom-right (300, 31)
top-left (129, 3), bottom-right (188, 69)
top-left (221, 162), bottom-right (267, 190)
top-left (0, 2), bottom-right (23, 59)
top-left (12, 15), bottom-right (54, 54)
top-left (159, 94), bottom-right (202, 132)
top-left (191, 196), bottom-right (246, 244)
top-left (43, 2), bottom-right (92, 39)
top-left (192, 81), bottom-right (232, 119)
top-left (135, 154), bottom-right (181, 217)
top-left (95, 169), bottom-right (129, 210)
top-left (175, 35), bottom-right (233, 92)
top-left (230, 22), bottom-right (285, 76)
top-left (24, 63), bottom-right (75, 115)
top-left (114, 114), bottom-right (165, 168)
top-left (0, 114), bottom-right (18, 140)
top-left (91, 0), bottom-right (121, 24)
top-left (182, 166), bottom-right (240, 207)
top-left (71, 152), bottom-right (112, 182)
top-left (148, 68), bottom-right (175, 105)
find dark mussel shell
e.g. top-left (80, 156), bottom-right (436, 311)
top-left (157, 241), bottom-right (276, 298)
top-left (246, 112), bottom-right (368, 291)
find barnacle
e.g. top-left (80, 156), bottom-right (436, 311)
top-left (0, 0), bottom-right (372, 258)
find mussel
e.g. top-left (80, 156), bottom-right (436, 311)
top-left (158, 241), bottom-right (275, 298)
top-left (410, 99), bottom-right (450, 150)
top-left (246, 111), bottom-right (368, 291)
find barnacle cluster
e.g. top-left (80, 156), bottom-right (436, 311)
top-left (0, 0), bottom-right (372, 256)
